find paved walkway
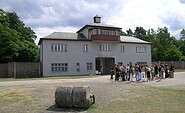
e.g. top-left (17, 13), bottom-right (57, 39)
top-left (142, 72), bottom-right (185, 89)
top-left (0, 72), bottom-right (185, 89)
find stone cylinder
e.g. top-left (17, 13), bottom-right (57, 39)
top-left (55, 86), bottom-right (73, 108)
top-left (55, 86), bottom-right (95, 108)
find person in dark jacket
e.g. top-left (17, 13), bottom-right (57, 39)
top-left (115, 65), bottom-right (120, 81)
top-left (169, 63), bottom-right (175, 78)
top-left (154, 63), bottom-right (158, 80)
top-left (165, 64), bottom-right (169, 78)
top-left (110, 67), bottom-right (114, 79)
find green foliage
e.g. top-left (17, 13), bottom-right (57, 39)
top-left (180, 29), bottom-right (185, 40)
top-left (123, 26), bottom-right (185, 61)
top-left (0, 9), bottom-right (39, 63)
top-left (120, 31), bottom-right (127, 36)
top-left (134, 26), bottom-right (146, 40)
top-left (0, 24), bottom-right (20, 62)
top-left (126, 28), bottom-right (133, 36)
top-left (165, 45), bottom-right (183, 61)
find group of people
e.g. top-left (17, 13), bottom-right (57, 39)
top-left (110, 62), bottom-right (175, 82)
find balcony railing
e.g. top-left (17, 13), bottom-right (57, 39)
top-left (91, 35), bottom-right (120, 42)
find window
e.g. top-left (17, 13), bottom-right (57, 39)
top-left (120, 45), bottom-right (124, 52)
top-left (83, 44), bottom-right (88, 52)
top-left (118, 62), bottom-right (123, 65)
top-left (100, 29), bottom-right (116, 36)
top-left (51, 44), bottom-right (67, 52)
top-left (91, 29), bottom-right (119, 36)
top-left (76, 63), bottom-right (80, 72)
top-left (87, 62), bottom-right (93, 71)
top-left (116, 31), bottom-right (120, 36)
top-left (92, 29), bottom-right (97, 35)
top-left (136, 46), bottom-right (146, 53)
top-left (136, 62), bottom-right (147, 65)
top-left (100, 44), bottom-right (111, 52)
top-left (51, 63), bottom-right (68, 72)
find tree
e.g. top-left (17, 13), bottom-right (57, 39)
top-left (122, 26), bottom-right (185, 61)
top-left (180, 29), bottom-right (185, 40)
top-left (120, 30), bottom-right (127, 36)
top-left (126, 28), bottom-right (133, 36)
top-left (0, 24), bottom-right (21, 62)
top-left (165, 45), bottom-right (183, 61)
top-left (176, 40), bottom-right (185, 56)
top-left (134, 27), bottom-right (146, 40)
top-left (156, 27), bottom-right (171, 47)
top-left (0, 9), bottom-right (39, 63)
top-left (6, 12), bottom-right (37, 42)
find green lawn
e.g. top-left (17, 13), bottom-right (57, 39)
top-left (0, 87), bottom-right (39, 113)
top-left (89, 87), bottom-right (185, 113)
top-left (0, 82), bottom-right (185, 113)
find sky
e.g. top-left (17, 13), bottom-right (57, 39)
top-left (0, 0), bottom-right (185, 44)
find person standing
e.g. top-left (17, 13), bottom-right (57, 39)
top-left (129, 64), bottom-right (134, 82)
top-left (158, 63), bottom-right (163, 81)
top-left (146, 65), bottom-right (151, 81)
top-left (151, 64), bottom-right (155, 81)
top-left (120, 65), bottom-right (126, 81)
top-left (115, 65), bottom-right (119, 81)
top-left (154, 63), bottom-right (158, 80)
top-left (126, 64), bottom-right (130, 81)
top-left (169, 63), bottom-right (175, 78)
top-left (135, 64), bottom-right (139, 81)
top-left (161, 63), bottom-right (165, 79)
top-left (165, 64), bottom-right (169, 78)
top-left (110, 66), bottom-right (114, 79)
top-left (140, 65), bottom-right (146, 82)
top-left (122, 65), bottom-right (126, 81)
top-left (138, 65), bottom-right (142, 81)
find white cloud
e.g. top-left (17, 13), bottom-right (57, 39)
top-left (1, 0), bottom-right (185, 41)
top-left (159, 0), bottom-right (185, 38)
top-left (106, 0), bottom-right (167, 32)
top-left (34, 26), bottom-right (79, 44)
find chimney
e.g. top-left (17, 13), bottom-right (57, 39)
top-left (93, 15), bottom-right (101, 23)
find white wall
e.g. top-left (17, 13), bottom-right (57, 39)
top-left (111, 43), bottom-right (151, 65)
top-left (41, 40), bottom-right (151, 76)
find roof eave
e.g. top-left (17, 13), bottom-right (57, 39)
top-left (77, 24), bottom-right (122, 33)
top-left (38, 38), bottom-right (91, 45)
top-left (120, 41), bottom-right (151, 44)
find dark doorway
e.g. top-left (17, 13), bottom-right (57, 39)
top-left (95, 57), bottom-right (115, 74)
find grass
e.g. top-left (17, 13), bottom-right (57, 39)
top-left (0, 86), bottom-right (39, 113)
top-left (0, 75), bottom-right (185, 113)
top-left (0, 84), bottom-right (185, 113)
top-left (89, 86), bottom-right (185, 113)
top-left (0, 74), bottom-right (97, 82)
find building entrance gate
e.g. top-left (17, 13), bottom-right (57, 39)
top-left (95, 57), bottom-right (115, 74)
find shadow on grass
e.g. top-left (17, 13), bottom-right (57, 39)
top-left (46, 104), bottom-right (88, 112)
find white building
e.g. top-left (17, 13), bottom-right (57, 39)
top-left (39, 16), bottom-right (151, 76)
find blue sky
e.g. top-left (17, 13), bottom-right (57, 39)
top-left (1, 0), bottom-right (185, 44)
